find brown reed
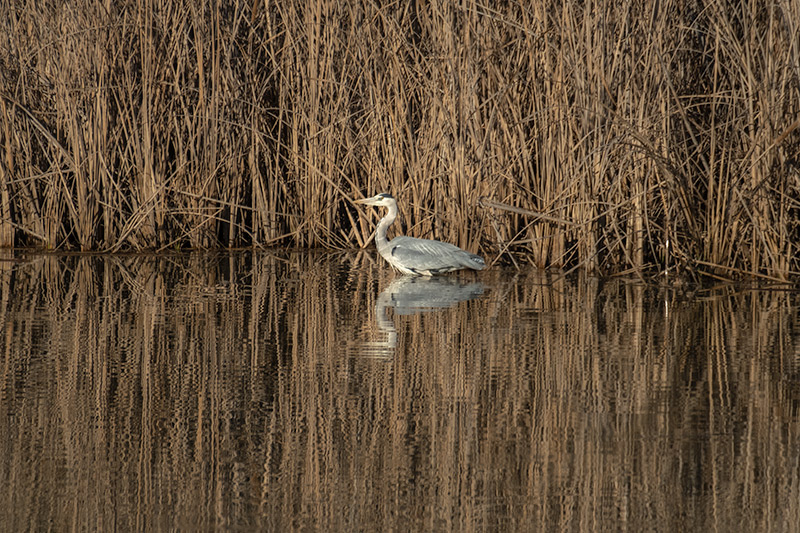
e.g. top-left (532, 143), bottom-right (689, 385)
top-left (0, 0), bottom-right (798, 279)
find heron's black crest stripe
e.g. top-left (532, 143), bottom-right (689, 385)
top-left (391, 246), bottom-right (398, 256)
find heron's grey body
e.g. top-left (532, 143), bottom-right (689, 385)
top-left (355, 193), bottom-right (485, 275)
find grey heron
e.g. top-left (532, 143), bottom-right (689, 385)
top-left (355, 193), bottom-right (486, 275)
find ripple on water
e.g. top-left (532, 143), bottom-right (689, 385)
top-left (1, 254), bottom-right (799, 531)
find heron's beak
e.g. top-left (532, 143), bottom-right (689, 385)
top-left (354, 198), bottom-right (368, 204)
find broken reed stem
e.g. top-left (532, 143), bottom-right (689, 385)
top-left (0, 0), bottom-right (797, 279)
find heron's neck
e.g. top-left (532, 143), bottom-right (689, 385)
top-left (376, 203), bottom-right (398, 248)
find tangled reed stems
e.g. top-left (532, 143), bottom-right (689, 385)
top-left (1, 0), bottom-right (798, 279)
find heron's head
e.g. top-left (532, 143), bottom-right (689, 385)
top-left (354, 193), bottom-right (395, 207)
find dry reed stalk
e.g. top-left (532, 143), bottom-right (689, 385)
top-left (0, 0), bottom-right (797, 278)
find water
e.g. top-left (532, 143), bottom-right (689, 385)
top-left (1, 251), bottom-right (799, 531)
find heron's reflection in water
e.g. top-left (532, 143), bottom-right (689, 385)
top-left (361, 276), bottom-right (484, 357)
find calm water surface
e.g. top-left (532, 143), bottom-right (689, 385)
top-left (1, 251), bottom-right (799, 531)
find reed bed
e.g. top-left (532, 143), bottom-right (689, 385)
top-left (1, 0), bottom-right (798, 278)
top-left (1, 253), bottom-right (799, 530)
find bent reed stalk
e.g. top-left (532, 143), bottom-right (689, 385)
top-left (0, 0), bottom-right (798, 279)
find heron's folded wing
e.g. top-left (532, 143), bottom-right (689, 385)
top-left (389, 237), bottom-right (480, 272)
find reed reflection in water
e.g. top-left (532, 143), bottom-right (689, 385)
top-left (0, 251), bottom-right (799, 531)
